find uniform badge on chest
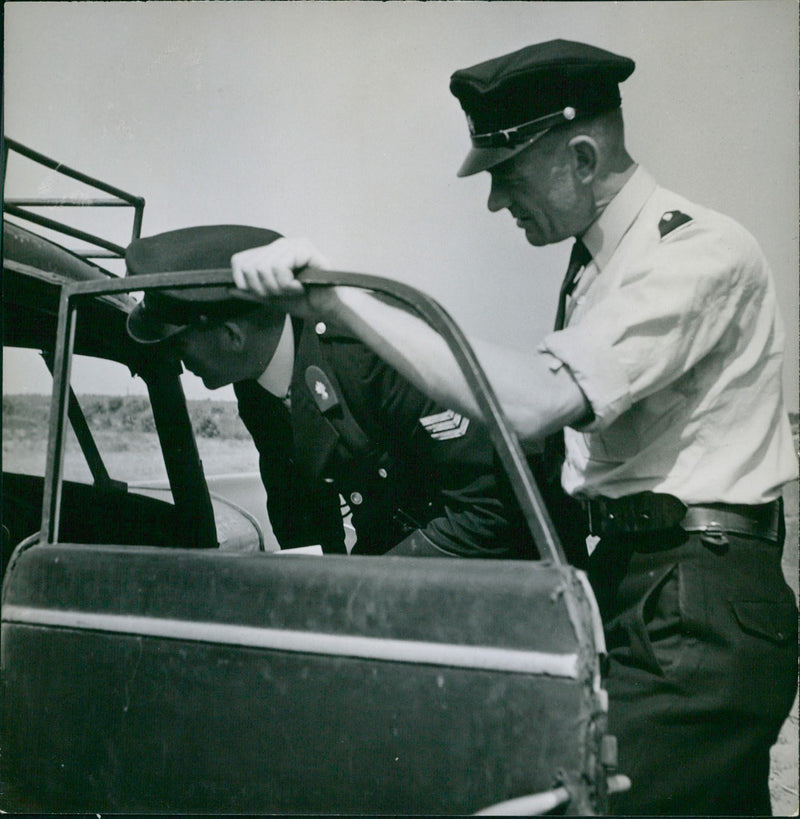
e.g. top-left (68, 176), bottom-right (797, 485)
top-left (304, 365), bottom-right (341, 414)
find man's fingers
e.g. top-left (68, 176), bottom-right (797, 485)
top-left (232, 265), bottom-right (265, 296)
top-left (231, 261), bottom-right (253, 292)
top-left (231, 237), bottom-right (329, 298)
top-left (269, 265), bottom-right (302, 294)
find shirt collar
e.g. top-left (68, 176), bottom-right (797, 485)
top-left (256, 314), bottom-right (294, 399)
top-left (581, 165), bottom-right (657, 270)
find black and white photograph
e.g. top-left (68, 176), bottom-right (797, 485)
top-left (2, 1), bottom-right (797, 814)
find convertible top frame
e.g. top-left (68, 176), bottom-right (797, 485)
top-left (2, 138), bottom-right (145, 260)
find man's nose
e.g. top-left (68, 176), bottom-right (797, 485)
top-left (487, 179), bottom-right (509, 213)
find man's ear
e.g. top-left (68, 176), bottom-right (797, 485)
top-left (567, 135), bottom-right (599, 185)
top-left (221, 320), bottom-right (247, 351)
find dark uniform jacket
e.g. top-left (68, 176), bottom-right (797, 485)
top-left (234, 317), bottom-right (532, 557)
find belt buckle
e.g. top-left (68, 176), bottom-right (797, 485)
top-left (682, 509), bottom-right (730, 548)
top-left (699, 519), bottom-right (728, 546)
top-left (700, 528), bottom-right (729, 550)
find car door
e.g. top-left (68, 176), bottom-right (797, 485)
top-left (2, 268), bottom-right (615, 814)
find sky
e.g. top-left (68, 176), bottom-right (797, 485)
top-left (3, 0), bottom-right (798, 409)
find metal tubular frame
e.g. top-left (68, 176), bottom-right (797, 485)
top-left (2, 138), bottom-right (145, 261)
top-left (42, 288), bottom-right (77, 543)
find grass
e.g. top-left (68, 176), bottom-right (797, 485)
top-left (2, 394), bottom-right (259, 482)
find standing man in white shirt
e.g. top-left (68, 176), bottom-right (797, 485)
top-left (229, 40), bottom-right (798, 815)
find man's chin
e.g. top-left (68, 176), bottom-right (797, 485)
top-left (523, 224), bottom-right (567, 247)
top-left (523, 227), bottom-right (547, 246)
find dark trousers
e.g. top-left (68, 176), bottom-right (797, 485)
top-left (589, 527), bottom-right (798, 815)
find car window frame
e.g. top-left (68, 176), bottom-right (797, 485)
top-left (45, 267), bottom-right (567, 565)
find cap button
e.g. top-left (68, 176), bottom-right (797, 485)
top-left (315, 321), bottom-right (327, 335)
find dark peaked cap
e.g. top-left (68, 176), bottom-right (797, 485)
top-left (450, 39), bottom-right (635, 177)
top-left (126, 224), bottom-right (282, 344)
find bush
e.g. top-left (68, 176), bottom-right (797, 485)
top-left (4, 394), bottom-right (252, 442)
top-left (196, 416), bottom-right (220, 439)
top-left (187, 399), bottom-right (251, 440)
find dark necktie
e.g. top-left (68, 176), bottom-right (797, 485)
top-left (543, 239), bottom-right (592, 486)
top-left (553, 239), bottom-right (591, 331)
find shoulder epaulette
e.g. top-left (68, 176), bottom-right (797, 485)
top-left (658, 210), bottom-right (692, 238)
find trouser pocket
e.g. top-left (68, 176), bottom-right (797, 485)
top-left (673, 536), bottom-right (798, 717)
top-left (605, 560), bottom-right (681, 677)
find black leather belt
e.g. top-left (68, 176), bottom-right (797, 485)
top-left (582, 492), bottom-right (781, 543)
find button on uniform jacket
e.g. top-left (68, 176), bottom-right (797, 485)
top-left (235, 318), bottom-right (532, 557)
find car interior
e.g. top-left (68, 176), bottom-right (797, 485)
top-left (3, 220), bottom-right (220, 578)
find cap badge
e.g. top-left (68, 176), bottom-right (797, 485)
top-left (419, 409), bottom-right (470, 440)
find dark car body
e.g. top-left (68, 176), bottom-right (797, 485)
top-left (1, 142), bottom-right (620, 814)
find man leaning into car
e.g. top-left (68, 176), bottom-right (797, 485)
top-left (124, 224), bottom-right (533, 560)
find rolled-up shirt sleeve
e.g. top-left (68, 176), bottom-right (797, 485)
top-left (538, 217), bottom-right (765, 433)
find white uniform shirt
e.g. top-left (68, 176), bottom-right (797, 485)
top-left (256, 314), bottom-right (294, 404)
top-left (539, 166), bottom-right (797, 504)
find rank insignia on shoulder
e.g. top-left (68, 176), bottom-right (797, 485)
top-left (419, 409), bottom-right (470, 440)
top-left (304, 365), bottom-right (340, 414)
top-left (658, 210), bottom-right (692, 238)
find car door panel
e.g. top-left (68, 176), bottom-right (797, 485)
top-left (2, 545), bottom-right (605, 813)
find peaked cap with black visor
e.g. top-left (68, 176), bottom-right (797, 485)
top-left (125, 225), bottom-right (283, 344)
top-left (450, 39), bottom-right (635, 177)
